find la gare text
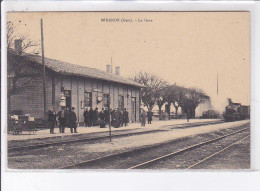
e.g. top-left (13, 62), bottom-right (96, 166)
top-left (100, 18), bottom-right (153, 23)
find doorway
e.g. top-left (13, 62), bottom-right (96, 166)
top-left (131, 97), bottom-right (136, 122)
top-left (64, 90), bottom-right (71, 111)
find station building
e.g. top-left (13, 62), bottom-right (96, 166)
top-left (8, 51), bottom-right (143, 124)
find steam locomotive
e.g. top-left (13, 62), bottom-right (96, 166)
top-left (222, 99), bottom-right (250, 122)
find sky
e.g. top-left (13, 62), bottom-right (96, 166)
top-left (7, 12), bottom-right (250, 112)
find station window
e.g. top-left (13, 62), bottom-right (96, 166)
top-left (103, 94), bottom-right (109, 109)
top-left (118, 95), bottom-right (124, 110)
top-left (85, 92), bottom-right (92, 108)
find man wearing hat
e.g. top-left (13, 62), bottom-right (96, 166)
top-left (69, 107), bottom-right (78, 133)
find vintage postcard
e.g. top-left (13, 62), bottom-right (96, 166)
top-left (6, 11), bottom-right (250, 170)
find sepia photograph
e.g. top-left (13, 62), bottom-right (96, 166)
top-left (6, 11), bottom-right (250, 170)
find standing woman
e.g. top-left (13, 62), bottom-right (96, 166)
top-left (140, 109), bottom-right (147, 127)
top-left (83, 108), bottom-right (89, 127)
top-left (119, 109), bottom-right (123, 127)
top-left (92, 108), bottom-right (98, 126)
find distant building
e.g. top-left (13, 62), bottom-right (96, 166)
top-left (8, 50), bottom-right (143, 123)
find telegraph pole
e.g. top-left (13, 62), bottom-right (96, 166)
top-left (108, 96), bottom-right (112, 142)
top-left (111, 57), bottom-right (113, 73)
top-left (41, 18), bottom-right (47, 116)
top-left (217, 74), bottom-right (218, 95)
top-left (108, 83), bottom-right (112, 142)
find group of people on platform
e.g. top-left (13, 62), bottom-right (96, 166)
top-left (46, 106), bottom-right (78, 134)
top-left (140, 110), bottom-right (153, 127)
top-left (47, 106), bottom-right (154, 134)
top-left (83, 108), bottom-right (129, 128)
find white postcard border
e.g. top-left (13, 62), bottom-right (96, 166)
top-left (1, 1), bottom-right (260, 191)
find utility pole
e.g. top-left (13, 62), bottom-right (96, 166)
top-left (41, 18), bottom-right (47, 116)
top-left (108, 96), bottom-right (112, 142)
top-left (111, 57), bottom-right (113, 74)
top-left (217, 74), bottom-right (218, 95)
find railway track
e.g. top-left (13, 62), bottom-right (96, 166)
top-left (162, 120), bottom-right (225, 129)
top-left (60, 125), bottom-right (249, 169)
top-left (128, 129), bottom-right (249, 169)
top-left (8, 120), bottom-right (224, 152)
top-left (185, 135), bottom-right (250, 170)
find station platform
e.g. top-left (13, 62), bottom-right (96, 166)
top-left (8, 119), bottom-right (221, 142)
top-left (8, 119), bottom-right (250, 169)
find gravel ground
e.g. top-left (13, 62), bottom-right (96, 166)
top-left (8, 120), bottom-right (249, 169)
top-left (66, 125), bottom-right (249, 169)
top-left (8, 128), bottom-right (169, 148)
top-left (8, 128), bottom-right (142, 147)
top-left (8, 119), bottom-right (222, 147)
top-left (8, 119), bottom-right (219, 141)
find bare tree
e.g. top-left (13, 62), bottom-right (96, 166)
top-left (133, 71), bottom-right (210, 121)
top-left (132, 72), bottom-right (168, 115)
top-left (155, 90), bottom-right (168, 120)
top-left (7, 21), bottom-right (39, 114)
top-left (163, 85), bottom-right (186, 119)
top-left (7, 21), bottom-right (39, 55)
top-left (162, 85), bottom-right (210, 120)
top-left (7, 21), bottom-right (16, 52)
top-left (163, 90), bottom-right (173, 119)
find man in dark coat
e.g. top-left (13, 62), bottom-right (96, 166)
top-left (89, 108), bottom-right (94, 126)
top-left (112, 109), bottom-right (120, 128)
top-left (47, 107), bottom-right (56, 134)
top-left (66, 108), bottom-right (71, 131)
top-left (69, 107), bottom-right (78, 133)
top-left (111, 109), bottom-right (115, 119)
top-left (104, 108), bottom-right (109, 125)
top-left (147, 111), bottom-right (153, 124)
top-left (123, 108), bottom-right (129, 127)
top-left (57, 107), bottom-right (66, 133)
top-left (99, 108), bottom-right (105, 121)
top-left (83, 108), bottom-right (89, 127)
top-left (111, 109), bottom-right (115, 127)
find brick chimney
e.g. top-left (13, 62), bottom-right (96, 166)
top-left (106, 65), bottom-right (111, 73)
top-left (14, 39), bottom-right (22, 54)
top-left (115, 66), bottom-right (120, 75)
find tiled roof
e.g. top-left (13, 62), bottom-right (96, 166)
top-left (12, 51), bottom-right (144, 88)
